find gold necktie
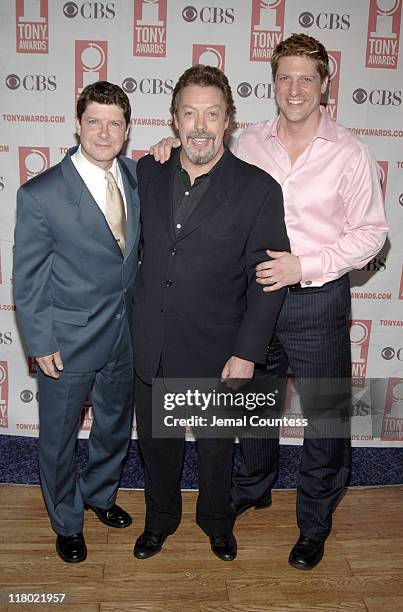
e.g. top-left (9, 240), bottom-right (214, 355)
top-left (105, 170), bottom-right (126, 254)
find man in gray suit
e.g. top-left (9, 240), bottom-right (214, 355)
top-left (13, 81), bottom-right (140, 563)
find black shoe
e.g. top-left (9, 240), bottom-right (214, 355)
top-left (288, 534), bottom-right (325, 570)
top-left (233, 492), bottom-right (272, 516)
top-left (134, 530), bottom-right (166, 559)
top-left (84, 503), bottom-right (132, 528)
top-left (56, 532), bottom-right (87, 563)
top-left (210, 533), bottom-right (237, 561)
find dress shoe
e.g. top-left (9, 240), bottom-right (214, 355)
top-left (232, 491), bottom-right (272, 516)
top-left (288, 534), bottom-right (325, 570)
top-left (84, 503), bottom-right (132, 528)
top-left (134, 530), bottom-right (166, 559)
top-left (210, 533), bottom-right (237, 561)
top-left (56, 532), bottom-right (87, 563)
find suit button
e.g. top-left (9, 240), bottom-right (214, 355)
top-left (171, 249), bottom-right (177, 256)
top-left (165, 280), bottom-right (173, 287)
top-left (123, 288), bottom-right (127, 294)
top-left (116, 313), bottom-right (121, 319)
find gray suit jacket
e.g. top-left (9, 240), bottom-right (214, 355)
top-left (13, 146), bottom-right (140, 372)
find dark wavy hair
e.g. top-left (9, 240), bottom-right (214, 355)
top-left (170, 65), bottom-right (236, 129)
top-left (76, 81), bottom-right (131, 126)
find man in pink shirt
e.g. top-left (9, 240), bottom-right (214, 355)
top-left (230, 33), bottom-right (388, 570)
top-left (150, 34), bottom-right (388, 570)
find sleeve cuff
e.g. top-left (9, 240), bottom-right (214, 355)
top-left (298, 253), bottom-right (324, 286)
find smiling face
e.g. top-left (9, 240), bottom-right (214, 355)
top-left (274, 55), bottom-right (328, 132)
top-left (75, 101), bottom-right (129, 170)
top-left (174, 84), bottom-right (229, 175)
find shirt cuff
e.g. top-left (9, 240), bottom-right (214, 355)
top-left (298, 253), bottom-right (324, 287)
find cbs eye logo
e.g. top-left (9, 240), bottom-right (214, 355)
top-left (5, 74), bottom-right (20, 90)
top-left (352, 87), bottom-right (401, 106)
top-left (299, 11), bottom-right (314, 27)
top-left (237, 82), bottom-right (252, 98)
top-left (182, 5), bottom-right (234, 24)
top-left (63, 2), bottom-right (78, 17)
top-left (182, 5), bottom-right (197, 22)
top-left (20, 390), bottom-right (34, 403)
top-left (122, 78), bottom-right (137, 93)
top-left (381, 347), bottom-right (402, 360)
top-left (353, 88), bottom-right (367, 104)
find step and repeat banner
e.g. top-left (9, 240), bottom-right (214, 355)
top-left (0, 0), bottom-right (402, 447)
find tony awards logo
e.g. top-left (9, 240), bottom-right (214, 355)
top-left (366, 0), bottom-right (401, 68)
top-left (381, 378), bottom-right (403, 440)
top-left (0, 362), bottom-right (9, 428)
top-left (192, 45), bottom-right (226, 71)
top-left (249, 0), bottom-right (285, 62)
top-left (133, 0), bottom-right (167, 57)
top-left (75, 41), bottom-right (108, 101)
top-left (350, 320), bottom-right (372, 386)
top-left (321, 52), bottom-right (341, 120)
top-left (377, 161), bottom-right (389, 200)
top-left (132, 150), bottom-right (148, 161)
top-left (18, 147), bottom-right (50, 184)
top-left (16, 0), bottom-right (48, 53)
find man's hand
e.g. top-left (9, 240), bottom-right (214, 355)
top-left (149, 137), bottom-right (181, 163)
top-left (35, 351), bottom-right (64, 379)
top-left (256, 250), bottom-right (302, 292)
top-left (220, 356), bottom-right (254, 390)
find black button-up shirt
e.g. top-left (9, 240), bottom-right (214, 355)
top-left (172, 148), bottom-right (228, 237)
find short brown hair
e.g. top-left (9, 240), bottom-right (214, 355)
top-left (170, 65), bottom-right (236, 126)
top-left (76, 81), bottom-right (131, 126)
top-left (271, 33), bottom-right (329, 82)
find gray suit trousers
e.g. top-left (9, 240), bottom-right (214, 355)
top-left (37, 313), bottom-right (134, 536)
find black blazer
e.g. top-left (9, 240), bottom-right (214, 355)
top-left (133, 149), bottom-right (290, 383)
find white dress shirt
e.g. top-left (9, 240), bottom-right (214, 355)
top-left (71, 145), bottom-right (127, 217)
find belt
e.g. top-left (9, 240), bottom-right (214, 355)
top-left (288, 275), bottom-right (348, 292)
top-left (288, 283), bottom-right (303, 292)
top-left (288, 283), bottom-right (308, 292)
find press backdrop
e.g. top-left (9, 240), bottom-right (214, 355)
top-left (0, 0), bottom-right (402, 447)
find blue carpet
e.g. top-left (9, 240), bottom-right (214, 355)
top-left (1, 435), bottom-right (402, 488)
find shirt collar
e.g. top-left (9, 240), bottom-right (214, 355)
top-left (266, 116), bottom-right (280, 140)
top-left (75, 145), bottom-right (119, 180)
top-left (315, 106), bottom-right (338, 142)
top-left (266, 106), bottom-right (338, 144)
top-left (176, 146), bottom-right (228, 179)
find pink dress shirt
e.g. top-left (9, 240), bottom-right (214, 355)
top-left (232, 108), bottom-right (388, 287)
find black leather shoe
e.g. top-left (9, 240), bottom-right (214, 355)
top-left (134, 530), bottom-right (166, 559)
top-left (210, 533), bottom-right (237, 561)
top-left (56, 532), bottom-right (87, 563)
top-left (288, 534), bottom-right (325, 570)
top-left (233, 492), bottom-right (272, 516)
top-left (85, 503), bottom-right (132, 528)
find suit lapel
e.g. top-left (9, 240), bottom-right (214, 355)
top-left (61, 148), bottom-right (126, 258)
top-left (119, 157), bottom-right (140, 261)
top-left (154, 157), bottom-right (176, 241)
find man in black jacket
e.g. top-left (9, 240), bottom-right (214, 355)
top-left (132, 65), bottom-right (289, 561)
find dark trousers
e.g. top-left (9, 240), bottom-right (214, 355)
top-left (37, 314), bottom-right (134, 536)
top-left (232, 275), bottom-right (352, 540)
top-left (135, 372), bottom-right (236, 537)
